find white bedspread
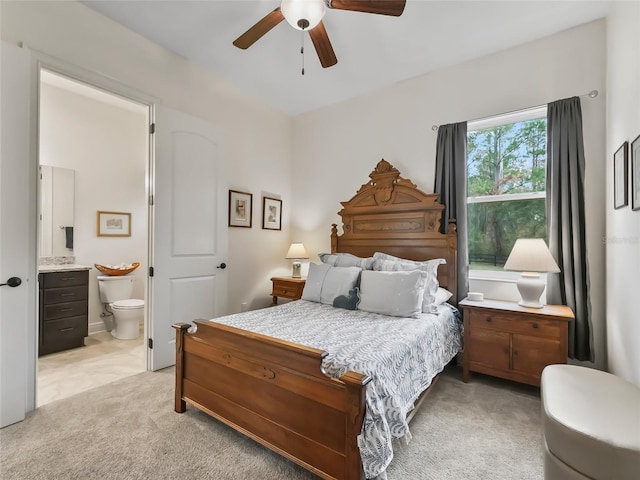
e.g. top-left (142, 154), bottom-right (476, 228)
top-left (212, 300), bottom-right (462, 479)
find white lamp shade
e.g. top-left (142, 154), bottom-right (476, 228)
top-left (504, 239), bottom-right (560, 273)
top-left (286, 243), bottom-right (308, 259)
top-left (281, 0), bottom-right (326, 30)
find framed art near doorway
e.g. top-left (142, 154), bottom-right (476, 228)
top-left (97, 211), bottom-right (131, 237)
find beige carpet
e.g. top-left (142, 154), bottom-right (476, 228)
top-left (0, 366), bottom-right (543, 479)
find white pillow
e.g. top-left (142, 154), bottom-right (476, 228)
top-left (371, 252), bottom-right (445, 312)
top-left (434, 287), bottom-right (453, 305)
top-left (301, 263), bottom-right (361, 305)
top-left (358, 270), bottom-right (427, 318)
top-left (320, 266), bottom-right (362, 305)
top-left (318, 252), bottom-right (374, 270)
top-left (301, 263), bottom-right (331, 302)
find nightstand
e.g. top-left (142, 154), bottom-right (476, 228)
top-left (270, 277), bottom-right (306, 305)
top-left (459, 298), bottom-right (574, 387)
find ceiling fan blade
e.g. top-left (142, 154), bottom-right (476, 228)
top-left (233, 8), bottom-right (285, 49)
top-left (309, 21), bottom-right (338, 68)
top-left (328, 0), bottom-right (406, 16)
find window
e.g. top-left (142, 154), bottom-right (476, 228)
top-left (467, 106), bottom-right (547, 274)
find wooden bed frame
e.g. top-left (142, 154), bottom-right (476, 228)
top-left (173, 160), bottom-right (458, 480)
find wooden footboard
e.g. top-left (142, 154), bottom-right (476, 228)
top-left (173, 320), bottom-right (371, 480)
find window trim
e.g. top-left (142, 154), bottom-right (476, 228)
top-left (468, 105), bottom-right (547, 131)
top-left (467, 191), bottom-right (546, 204)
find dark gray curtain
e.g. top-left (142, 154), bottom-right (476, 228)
top-left (546, 97), bottom-right (593, 361)
top-left (434, 122), bottom-right (469, 300)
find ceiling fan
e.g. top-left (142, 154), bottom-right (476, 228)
top-left (233, 0), bottom-right (407, 69)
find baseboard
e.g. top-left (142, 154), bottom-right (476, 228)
top-left (88, 321), bottom-right (106, 335)
top-left (88, 319), bottom-right (144, 335)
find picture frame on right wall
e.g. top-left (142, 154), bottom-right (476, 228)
top-left (614, 141), bottom-right (629, 209)
top-left (631, 134), bottom-right (640, 211)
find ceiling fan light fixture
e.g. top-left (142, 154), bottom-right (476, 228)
top-left (281, 0), bottom-right (327, 31)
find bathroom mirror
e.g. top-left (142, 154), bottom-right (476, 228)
top-left (39, 165), bottom-right (75, 257)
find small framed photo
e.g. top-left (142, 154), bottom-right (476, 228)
top-left (228, 190), bottom-right (252, 228)
top-left (631, 135), bottom-right (640, 211)
top-left (614, 141), bottom-right (628, 209)
top-left (97, 211), bottom-right (131, 237)
top-left (262, 196), bottom-right (282, 231)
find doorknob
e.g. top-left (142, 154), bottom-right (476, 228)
top-left (216, 263), bottom-right (227, 269)
top-left (0, 277), bottom-right (22, 287)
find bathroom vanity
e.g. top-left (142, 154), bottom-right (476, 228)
top-left (38, 265), bottom-right (90, 356)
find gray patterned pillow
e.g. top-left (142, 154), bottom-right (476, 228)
top-left (372, 252), bottom-right (445, 312)
top-left (318, 252), bottom-right (374, 270)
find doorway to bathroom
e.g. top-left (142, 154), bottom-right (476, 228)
top-left (36, 69), bottom-right (150, 406)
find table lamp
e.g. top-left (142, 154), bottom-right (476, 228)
top-left (285, 243), bottom-right (308, 278)
top-left (504, 238), bottom-right (560, 308)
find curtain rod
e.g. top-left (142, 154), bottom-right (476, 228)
top-left (431, 90), bottom-right (599, 131)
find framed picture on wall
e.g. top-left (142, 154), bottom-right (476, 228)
top-left (97, 211), bottom-right (131, 237)
top-left (262, 196), bottom-right (282, 231)
top-left (228, 190), bottom-right (252, 227)
top-left (631, 135), bottom-right (640, 211)
top-left (613, 141), bottom-right (628, 209)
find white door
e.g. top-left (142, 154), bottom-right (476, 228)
top-left (0, 43), bottom-right (36, 427)
top-left (150, 107), bottom-right (227, 370)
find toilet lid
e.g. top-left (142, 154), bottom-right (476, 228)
top-left (112, 299), bottom-right (144, 310)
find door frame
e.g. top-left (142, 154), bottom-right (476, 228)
top-left (29, 48), bottom-right (158, 408)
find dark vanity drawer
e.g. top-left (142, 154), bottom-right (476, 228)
top-left (43, 285), bottom-right (88, 304)
top-left (40, 316), bottom-right (87, 355)
top-left (42, 270), bottom-right (88, 288)
top-left (43, 300), bottom-right (88, 321)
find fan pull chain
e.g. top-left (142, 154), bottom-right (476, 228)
top-left (300, 30), bottom-right (305, 76)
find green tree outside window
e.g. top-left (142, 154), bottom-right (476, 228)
top-left (467, 118), bottom-right (547, 270)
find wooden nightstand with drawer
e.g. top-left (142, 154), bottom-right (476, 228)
top-left (459, 298), bottom-right (574, 387)
top-left (270, 277), bottom-right (306, 305)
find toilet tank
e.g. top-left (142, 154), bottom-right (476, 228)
top-left (97, 275), bottom-right (134, 303)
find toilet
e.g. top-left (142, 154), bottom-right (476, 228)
top-left (97, 275), bottom-right (144, 340)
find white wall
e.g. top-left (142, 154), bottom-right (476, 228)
top-left (39, 82), bottom-right (148, 333)
top-left (606, 2), bottom-right (640, 385)
top-left (291, 20), bottom-right (607, 370)
top-left (1, 0), bottom-right (294, 315)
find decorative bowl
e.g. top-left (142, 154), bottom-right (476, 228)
top-left (94, 262), bottom-right (141, 276)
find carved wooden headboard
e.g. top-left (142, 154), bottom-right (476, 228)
top-left (331, 159), bottom-right (458, 304)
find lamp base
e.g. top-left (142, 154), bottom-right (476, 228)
top-left (291, 261), bottom-right (302, 278)
top-left (516, 272), bottom-right (545, 309)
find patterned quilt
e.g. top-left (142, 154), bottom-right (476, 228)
top-left (212, 300), bottom-right (463, 479)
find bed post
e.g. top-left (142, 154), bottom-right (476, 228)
top-left (342, 371), bottom-right (371, 480)
top-left (446, 220), bottom-right (458, 304)
top-left (172, 322), bottom-right (190, 413)
top-left (331, 223), bottom-right (338, 253)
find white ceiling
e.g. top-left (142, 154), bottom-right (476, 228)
top-left (82, 0), bottom-right (611, 116)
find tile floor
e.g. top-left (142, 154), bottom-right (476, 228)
top-left (37, 326), bottom-right (146, 407)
